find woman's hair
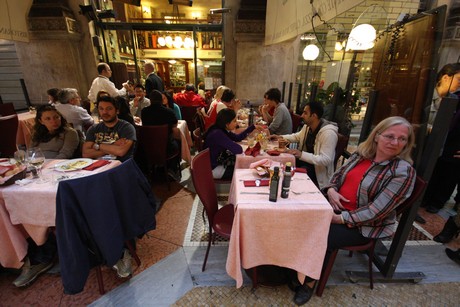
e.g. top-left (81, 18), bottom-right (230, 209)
top-left (436, 63), bottom-right (460, 87)
top-left (162, 90), bottom-right (175, 109)
top-left (204, 108), bottom-right (236, 139)
top-left (47, 88), bottom-right (60, 102)
top-left (214, 85), bottom-right (229, 101)
top-left (221, 89), bottom-right (235, 103)
top-left (32, 105), bottom-right (68, 144)
top-left (357, 116), bottom-right (415, 164)
top-left (115, 96), bottom-right (134, 125)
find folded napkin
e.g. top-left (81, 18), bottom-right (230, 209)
top-left (266, 150), bottom-right (280, 156)
top-left (244, 141), bottom-right (261, 157)
top-left (244, 179), bottom-right (270, 187)
top-left (83, 160), bottom-right (110, 171)
top-left (249, 158), bottom-right (271, 169)
top-left (293, 167), bottom-right (307, 175)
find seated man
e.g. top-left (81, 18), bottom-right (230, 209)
top-left (264, 88), bottom-right (292, 135)
top-left (174, 84), bottom-right (206, 107)
top-left (55, 88), bottom-right (94, 133)
top-left (141, 90), bottom-right (182, 179)
top-left (83, 95), bottom-right (136, 162)
top-left (273, 101), bottom-right (338, 189)
top-left (129, 84), bottom-right (150, 121)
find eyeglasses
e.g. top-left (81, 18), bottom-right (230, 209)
top-left (378, 133), bottom-right (408, 144)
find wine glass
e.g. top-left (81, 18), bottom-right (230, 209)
top-left (28, 148), bottom-right (46, 181)
top-left (14, 150), bottom-right (26, 166)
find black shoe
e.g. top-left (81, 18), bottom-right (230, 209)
top-left (415, 214), bottom-right (426, 224)
top-left (426, 205), bottom-right (440, 214)
top-left (287, 275), bottom-right (302, 292)
top-left (293, 283), bottom-right (314, 306)
top-left (433, 217), bottom-right (459, 243)
top-left (445, 248), bottom-right (460, 265)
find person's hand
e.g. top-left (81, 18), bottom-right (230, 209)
top-left (269, 134), bottom-right (280, 140)
top-left (132, 97), bottom-right (140, 107)
top-left (134, 116), bottom-right (141, 125)
top-left (327, 188), bottom-right (348, 212)
top-left (454, 150), bottom-right (460, 159)
top-left (287, 149), bottom-right (301, 158)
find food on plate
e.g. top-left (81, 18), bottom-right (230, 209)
top-left (57, 159), bottom-right (91, 171)
top-left (0, 165), bottom-right (22, 178)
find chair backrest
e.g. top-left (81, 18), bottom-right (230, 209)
top-left (191, 148), bottom-right (219, 225)
top-left (193, 127), bottom-right (204, 152)
top-left (290, 110), bottom-right (303, 133)
top-left (137, 125), bottom-right (169, 165)
top-left (334, 133), bottom-right (349, 169)
top-left (180, 106), bottom-right (199, 132)
top-left (0, 114), bottom-right (19, 157)
top-left (0, 103), bottom-right (16, 116)
top-left (193, 109), bottom-right (206, 133)
top-left (396, 175), bottom-right (427, 216)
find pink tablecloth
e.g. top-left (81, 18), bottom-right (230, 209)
top-left (235, 140), bottom-right (296, 169)
top-left (16, 112), bottom-right (36, 146)
top-left (177, 120), bottom-right (192, 164)
top-left (226, 168), bottom-right (333, 288)
top-left (0, 159), bottom-right (121, 268)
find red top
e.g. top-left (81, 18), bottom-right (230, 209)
top-left (174, 91), bottom-right (206, 107)
top-left (338, 159), bottom-right (372, 211)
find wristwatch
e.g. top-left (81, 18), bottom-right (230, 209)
top-left (93, 143), bottom-right (100, 151)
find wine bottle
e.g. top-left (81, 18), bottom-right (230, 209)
top-left (281, 162), bottom-right (292, 198)
top-left (269, 167), bottom-right (280, 202)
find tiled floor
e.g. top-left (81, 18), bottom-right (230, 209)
top-left (1, 166), bottom-right (459, 306)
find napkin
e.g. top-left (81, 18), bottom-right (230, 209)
top-left (249, 159), bottom-right (271, 169)
top-left (243, 179), bottom-right (270, 187)
top-left (244, 141), bottom-right (261, 157)
top-left (266, 150), bottom-right (280, 156)
top-left (293, 167), bottom-right (307, 175)
top-left (83, 160), bottom-right (110, 171)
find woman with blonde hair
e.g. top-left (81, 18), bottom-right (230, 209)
top-left (291, 116), bottom-right (416, 305)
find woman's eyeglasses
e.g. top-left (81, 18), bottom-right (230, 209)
top-left (379, 133), bottom-right (408, 144)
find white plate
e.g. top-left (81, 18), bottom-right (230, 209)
top-left (54, 159), bottom-right (93, 172)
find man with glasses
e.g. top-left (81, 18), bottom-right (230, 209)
top-left (55, 88), bottom-right (94, 133)
top-left (273, 101), bottom-right (338, 189)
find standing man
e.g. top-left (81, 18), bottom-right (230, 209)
top-left (264, 88), bottom-right (292, 135)
top-left (144, 62), bottom-right (164, 97)
top-left (88, 62), bottom-right (131, 103)
top-left (83, 95), bottom-right (136, 162)
top-left (55, 88), bottom-right (94, 133)
top-left (273, 101), bottom-right (338, 189)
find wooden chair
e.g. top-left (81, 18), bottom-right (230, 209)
top-left (315, 175), bottom-right (427, 297)
top-left (193, 128), bottom-right (204, 152)
top-left (290, 110), bottom-right (303, 133)
top-left (180, 105), bottom-right (199, 133)
top-left (334, 133), bottom-right (350, 170)
top-left (0, 102), bottom-right (16, 116)
top-left (136, 125), bottom-right (180, 189)
top-left (0, 114), bottom-right (19, 158)
top-left (190, 148), bottom-right (234, 271)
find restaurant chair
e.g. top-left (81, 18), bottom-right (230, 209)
top-left (136, 124), bottom-right (180, 189)
top-left (180, 105), bottom-right (199, 132)
top-left (193, 127), bottom-right (204, 152)
top-left (193, 108), bottom-right (206, 133)
top-left (0, 114), bottom-right (19, 158)
top-left (0, 102), bottom-right (16, 116)
top-left (315, 175), bottom-right (427, 297)
top-left (190, 148), bottom-right (234, 271)
top-left (55, 159), bottom-right (157, 295)
top-left (290, 110), bottom-right (303, 133)
top-left (334, 133), bottom-right (350, 170)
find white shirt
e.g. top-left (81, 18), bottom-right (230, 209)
top-left (88, 75), bottom-right (126, 102)
top-left (55, 103), bottom-right (94, 132)
top-left (129, 97), bottom-right (151, 117)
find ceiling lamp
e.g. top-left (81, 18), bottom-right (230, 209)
top-left (165, 35), bottom-right (173, 48)
top-left (184, 36), bottom-right (194, 48)
top-left (302, 44), bottom-right (320, 61)
top-left (346, 24), bottom-right (376, 51)
top-left (173, 36), bottom-right (183, 48)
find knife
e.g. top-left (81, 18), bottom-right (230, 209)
top-left (240, 192), bottom-right (269, 195)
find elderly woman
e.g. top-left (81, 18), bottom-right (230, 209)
top-left (31, 105), bottom-right (79, 159)
top-left (204, 108), bottom-right (258, 180)
top-left (292, 116), bottom-right (416, 305)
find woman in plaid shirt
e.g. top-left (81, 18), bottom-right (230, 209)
top-left (293, 116), bottom-right (416, 305)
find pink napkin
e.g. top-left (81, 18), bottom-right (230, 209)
top-left (249, 159), bottom-right (271, 169)
top-left (83, 160), bottom-right (110, 171)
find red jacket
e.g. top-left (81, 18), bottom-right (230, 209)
top-left (174, 91), bottom-right (206, 107)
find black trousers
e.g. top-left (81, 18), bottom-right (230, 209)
top-left (423, 157), bottom-right (460, 209)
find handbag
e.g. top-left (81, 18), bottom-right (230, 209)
top-left (216, 149), bottom-right (236, 167)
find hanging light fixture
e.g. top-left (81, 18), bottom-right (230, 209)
top-left (165, 35), bottom-right (173, 48)
top-left (173, 35), bottom-right (183, 48)
top-left (302, 44), bottom-right (320, 61)
top-left (184, 36), bottom-right (193, 48)
top-left (346, 24), bottom-right (376, 51)
top-left (157, 36), bottom-right (166, 47)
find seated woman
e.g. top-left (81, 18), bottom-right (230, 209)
top-left (162, 90), bottom-right (182, 120)
top-left (31, 105), bottom-right (79, 159)
top-left (203, 108), bottom-right (259, 180)
top-left (291, 116), bottom-right (416, 305)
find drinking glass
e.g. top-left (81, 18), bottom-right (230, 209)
top-left (28, 148), bottom-right (46, 182)
top-left (14, 150), bottom-right (26, 166)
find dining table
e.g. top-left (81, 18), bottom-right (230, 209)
top-left (16, 112), bottom-right (36, 147)
top-left (0, 159), bottom-right (121, 269)
top-left (235, 139), bottom-right (296, 169)
top-left (226, 168), bottom-right (333, 288)
top-left (177, 119), bottom-right (193, 164)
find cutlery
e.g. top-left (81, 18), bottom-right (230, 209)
top-left (291, 191), bottom-right (320, 195)
top-left (241, 192), bottom-right (269, 195)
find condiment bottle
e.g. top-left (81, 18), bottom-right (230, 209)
top-left (281, 162), bottom-right (292, 198)
top-left (248, 104), bottom-right (254, 126)
top-left (269, 166), bottom-right (280, 202)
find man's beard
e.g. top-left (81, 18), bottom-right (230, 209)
top-left (102, 114), bottom-right (117, 123)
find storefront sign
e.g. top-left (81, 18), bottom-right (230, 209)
top-left (265, 0), bottom-right (364, 45)
top-left (0, 0), bottom-right (33, 42)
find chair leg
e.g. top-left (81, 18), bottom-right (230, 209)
top-left (368, 246), bottom-right (374, 290)
top-left (96, 266), bottom-right (105, 295)
top-left (125, 240), bottom-right (141, 267)
top-left (252, 266), bottom-right (258, 289)
top-left (316, 249), bottom-right (339, 297)
top-left (202, 227), bottom-right (213, 272)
